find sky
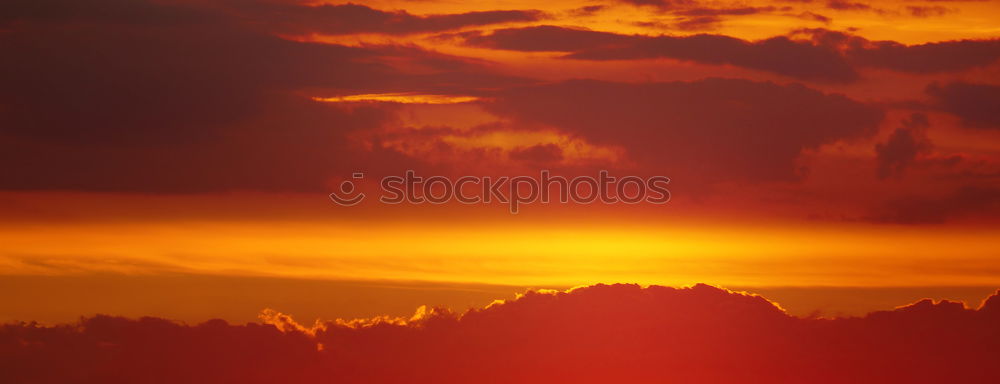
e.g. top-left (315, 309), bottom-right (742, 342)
top-left (1, 0), bottom-right (1000, 325)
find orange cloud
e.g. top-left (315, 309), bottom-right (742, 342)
top-left (313, 93), bottom-right (480, 104)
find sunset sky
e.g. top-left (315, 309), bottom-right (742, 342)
top-left (4, 1), bottom-right (1000, 383)
top-left (2, 0), bottom-right (1000, 327)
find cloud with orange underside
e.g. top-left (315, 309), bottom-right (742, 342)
top-left (3, 284), bottom-right (1000, 383)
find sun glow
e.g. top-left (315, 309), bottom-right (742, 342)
top-left (313, 93), bottom-right (480, 104)
top-left (3, 219), bottom-right (997, 288)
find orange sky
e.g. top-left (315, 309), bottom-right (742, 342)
top-left (2, 193), bottom-right (999, 287)
top-left (1, 0), bottom-right (1000, 323)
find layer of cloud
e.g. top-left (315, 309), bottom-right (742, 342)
top-left (0, 0), bottom-right (996, 226)
top-left (2, 283), bottom-right (999, 383)
top-left (462, 26), bottom-right (858, 81)
top-left (486, 78), bottom-right (883, 183)
top-left (926, 82), bottom-right (1000, 130)
top-left (866, 186), bottom-right (1000, 224)
top-left (0, 0), bottom-right (545, 36)
top-left (228, 2), bottom-right (545, 36)
top-left (460, 26), bottom-right (1000, 82)
top-left (820, 31), bottom-right (1000, 74)
top-left (875, 113), bottom-right (932, 179)
top-left (826, 0), bottom-right (877, 12)
top-left (0, 0), bottom-right (529, 192)
top-left (460, 25), bottom-right (634, 52)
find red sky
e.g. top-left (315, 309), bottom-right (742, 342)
top-left (2, 1), bottom-right (1000, 382)
top-left (1, 0), bottom-right (1000, 328)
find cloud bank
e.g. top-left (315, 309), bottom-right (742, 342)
top-left (3, 283), bottom-right (998, 383)
top-left (459, 26), bottom-right (1000, 82)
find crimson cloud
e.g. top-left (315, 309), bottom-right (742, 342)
top-left (2, 284), bottom-right (998, 383)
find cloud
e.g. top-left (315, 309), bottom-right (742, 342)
top-left (906, 5), bottom-right (951, 17)
top-left (0, 0), bottom-right (545, 36)
top-left (671, 6), bottom-right (779, 29)
top-left (568, 5), bottom-right (607, 17)
top-left (508, 143), bottom-right (564, 163)
top-left (228, 2), bottom-right (545, 36)
top-left (825, 0), bottom-right (875, 11)
top-left (875, 113), bottom-right (932, 179)
top-left (606, 27), bottom-right (1000, 77)
top-left (615, 0), bottom-right (701, 9)
top-left (866, 186), bottom-right (1000, 224)
top-left (603, 0), bottom-right (787, 30)
top-left (797, 11), bottom-right (833, 24)
top-left (568, 33), bottom-right (858, 81)
top-left (926, 82), bottom-right (1000, 130)
top-left (2, 283), bottom-right (999, 383)
top-left (849, 39), bottom-right (1000, 73)
top-left (461, 25), bottom-right (633, 52)
top-left (462, 26), bottom-right (1000, 81)
top-left (0, 0), bottom-right (530, 192)
top-left (799, 28), bottom-right (1000, 74)
top-left (0, 0), bottom-right (214, 25)
top-left (677, 6), bottom-right (777, 16)
top-left (486, 78), bottom-right (883, 183)
top-left (460, 26), bottom-right (856, 81)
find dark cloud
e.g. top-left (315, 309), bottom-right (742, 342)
top-left (867, 186), bottom-right (1000, 224)
top-left (486, 78), bottom-right (883, 183)
top-left (463, 26), bottom-right (1000, 81)
top-left (2, 283), bottom-right (999, 383)
top-left (669, 6), bottom-right (785, 29)
top-left (0, 0), bottom-right (216, 25)
top-left (463, 26), bottom-right (857, 81)
top-left (677, 6), bottom-right (777, 16)
top-left (875, 113), bottom-right (932, 179)
top-left (674, 15), bottom-right (724, 30)
top-left (228, 2), bottom-right (545, 36)
top-left (797, 11), bottom-right (833, 23)
top-left (823, 0), bottom-right (894, 16)
top-left (569, 33), bottom-right (858, 81)
top-left (461, 25), bottom-right (633, 52)
top-left (508, 143), bottom-right (564, 163)
top-left (926, 82), bottom-right (1000, 130)
top-left (0, 0), bottom-right (530, 192)
top-left (799, 28), bottom-right (1000, 74)
top-left (0, 101), bottom-right (404, 192)
top-left (850, 39), bottom-right (1000, 73)
top-left (0, 316), bottom-right (320, 383)
top-left (615, 0), bottom-right (701, 9)
top-left (609, 0), bottom-right (782, 29)
top-left (906, 5), bottom-right (951, 17)
top-left (825, 0), bottom-right (874, 11)
top-left (568, 5), bottom-right (607, 16)
top-left (0, 1), bottom-right (544, 35)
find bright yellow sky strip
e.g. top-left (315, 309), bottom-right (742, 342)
top-left (313, 93), bottom-right (480, 104)
top-left (3, 220), bottom-right (997, 287)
